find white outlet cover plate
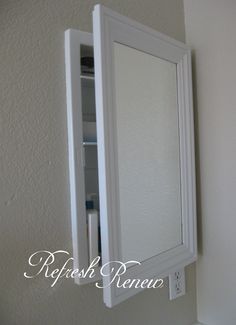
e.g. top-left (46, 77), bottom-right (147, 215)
top-left (169, 268), bottom-right (186, 300)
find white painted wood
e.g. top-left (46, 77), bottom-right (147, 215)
top-left (93, 4), bottom-right (197, 307)
top-left (65, 29), bottom-right (100, 284)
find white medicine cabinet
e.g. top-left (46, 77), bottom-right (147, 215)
top-left (65, 4), bottom-right (197, 307)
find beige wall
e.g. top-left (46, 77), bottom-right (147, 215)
top-left (184, 1), bottom-right (236, 324)
top-left (0, 1), bottom-right (196, 324)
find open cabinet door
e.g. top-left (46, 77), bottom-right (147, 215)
top-left (93, 5), bottom-right (197, 307)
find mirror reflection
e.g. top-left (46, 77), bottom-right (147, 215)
top-left (113, 42), bottom-right (182, 262)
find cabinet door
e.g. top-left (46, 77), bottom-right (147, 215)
top-left (93, 5), bottom-right (197, 307)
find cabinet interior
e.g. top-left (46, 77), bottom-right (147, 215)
top-left (81, 44), bottom-right (101, 258)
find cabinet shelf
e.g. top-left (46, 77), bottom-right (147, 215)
top-left (81, 74), bottom-right (94, 80)
top-left (83, 141), bottom-right (97, 146)
top-left (81, 74), bottom-right (94, 88)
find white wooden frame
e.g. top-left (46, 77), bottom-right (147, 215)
top-left (65, 29), bottom-right (100, 284)
top-left (93, 4), bottom-right (197, 307)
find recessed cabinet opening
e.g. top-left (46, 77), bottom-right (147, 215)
top-left (81, 45), bottom-right (101, 263)
top-left (65, 31), bottom-right (101, 285)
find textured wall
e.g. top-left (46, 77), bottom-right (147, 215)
top-left (0, 1), bottom-right (196, 324)
top-left (184, 1), bottom-right (236, 324)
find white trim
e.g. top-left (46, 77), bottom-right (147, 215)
top-left (93, 4), bottom-right (197, 307)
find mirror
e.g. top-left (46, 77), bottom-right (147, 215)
top-left (114, 43), bottom-right (182, 262)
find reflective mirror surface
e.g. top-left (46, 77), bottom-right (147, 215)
top-left (114, 43), bottom-right (182, 262)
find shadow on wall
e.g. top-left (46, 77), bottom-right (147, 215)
top-left (191, 50), bottom-right (203, 256)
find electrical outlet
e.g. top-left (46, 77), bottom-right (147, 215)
top-left (169, 268), bottom-right (186, 300)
